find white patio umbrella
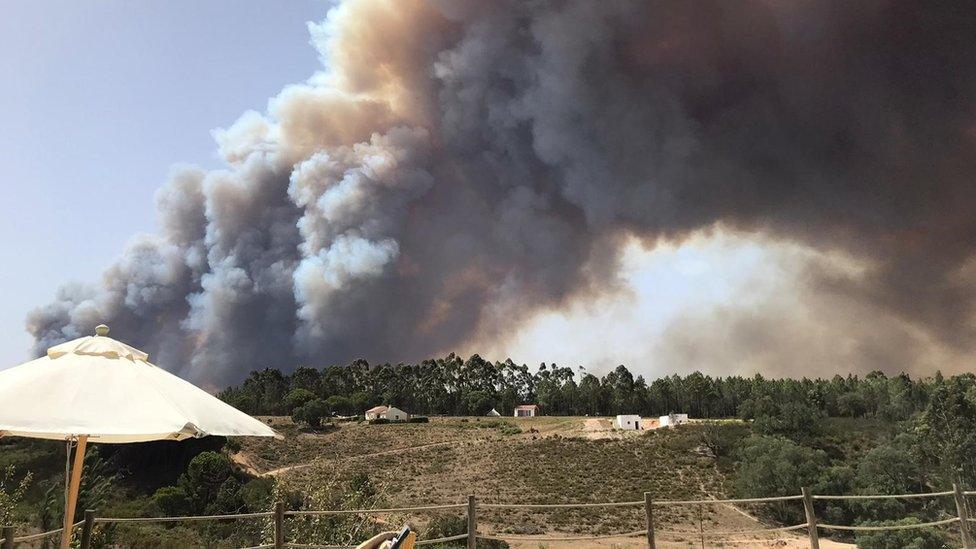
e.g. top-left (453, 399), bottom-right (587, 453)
top-left (0, 325), bottom-right (278, 548)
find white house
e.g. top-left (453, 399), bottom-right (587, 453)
top-left (514, 404), bottom-right (538, 417)
top-left (658, 413), bottom-right (689, 428)
top-left (365, 405), bottom-right (410, 422)
top-left (486, 408), bottom-right (501, 417)
top-left (614, 414), bottom-right (642, 430)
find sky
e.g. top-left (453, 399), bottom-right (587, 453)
top-left (5, 1), bottom-right (970, 384)
top-left (0, 1), bottom-right (329, 367)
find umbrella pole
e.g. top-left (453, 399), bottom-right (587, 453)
top-left (60, 435), bottom-right (88, 549)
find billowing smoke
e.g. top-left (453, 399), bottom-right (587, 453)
top-left (28, 0), bottom-right (976, 383)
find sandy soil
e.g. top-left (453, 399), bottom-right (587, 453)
top-left (504, 536), bottom-right (854, 548)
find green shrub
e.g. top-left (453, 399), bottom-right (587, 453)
top-left (284, 388), bottom-right (317, 413)
top-left (854, 518), bottom-right (950, 549)
top-left (0, 465), bottom-right (31, 526)
top-left (293, 398), bottom-right (332, 428)
top-left (408, 416), bottom-right (430, 423)
top-left (369, 418), bottom-right (391, 425)
top-left (224, 438), bottom-right (243, 453)
top-left (152, 485), bottom-right (192, 516)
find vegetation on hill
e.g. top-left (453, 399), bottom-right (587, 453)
top-left (220, 353), bottom-right (949, 422)
top-left (4, 358), bottom-right (976, 547)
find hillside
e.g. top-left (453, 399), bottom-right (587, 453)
top-left (237, 417), bottom-right (849, 548)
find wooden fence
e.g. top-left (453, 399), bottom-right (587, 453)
top-left (3, 485), bottom-right (976, 548)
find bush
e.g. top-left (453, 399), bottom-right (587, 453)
top-left (734, 436), bottom-right (827, 523)
top-left (152, 485), bottom-right (192, 516)
top-left (224, 438), bottom-right (243, 453)
top-left (854, 518), bottom-right (950, 549)
top-left (408, 416), bottom-right (430, 423)
top-left (368, 418), bottom-right (391, 425)
top-left (0, 465), bottom-right (31, 526)
top-left (426, 513), bottom-right (509, 548)
top-left (699, 423), bottom-right (749, 459)
top-left (284, 388), bottom-right (317, 413)
top-left (178, 451), bottom-right (235, 513)
top-left (293, 398), bottom-right (332, 428)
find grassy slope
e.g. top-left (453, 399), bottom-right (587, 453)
top-left (241, 417), bottom-right (732, 537)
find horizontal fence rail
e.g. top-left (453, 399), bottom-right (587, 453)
top-left (4, 487), bottom-right (976, 549)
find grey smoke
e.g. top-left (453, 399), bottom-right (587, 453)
top-left (27, 0), bottom-right (976, 383)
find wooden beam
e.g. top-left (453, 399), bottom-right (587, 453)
top-left (61, 435), bottom-right (88, 549)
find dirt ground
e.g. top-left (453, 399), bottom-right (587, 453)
top-left (504, 536), bottom-right (854, 548)
top-left (239, 417), bottom-right (848, 548)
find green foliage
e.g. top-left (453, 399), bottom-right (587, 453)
top-left (751, 401), bottom-right (824, 442)
top-left (734, 436), bottom-right (827, 523)
top-left (218, 356), bottom-right (944, 422)
top-left (284, 388), bottom-right (317, 412)
top-left (152, 485), bottom-right (192, 516)
top-left (293, 398), bottom-right (332, 428)
top-left (0, 465), bottom-right (31, 526)
top-left (912, 376), bottom-right (976, 487)
top-left (176, 451), bottom-right (235, 514)
top-left (368, 417), bottom-right (391, 425)
top-left (408, 416), bottom-right (430, 423)
top-left (854, 518), bottom-right (950, 549)
top-left (240, 477), bottom-right (275, 512)
top-left (425, 513), bottom-right (509, 548)
top-left (698, 422), bottom-right (750, 459)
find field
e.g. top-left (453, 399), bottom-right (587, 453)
top-left (237, 417), bottom-right (853, 548)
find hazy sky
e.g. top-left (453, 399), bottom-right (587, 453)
top-left (0, 1), bottom-right (328, 367)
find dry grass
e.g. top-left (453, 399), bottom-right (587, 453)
top-left (237, 417), bottom-right (819, 544)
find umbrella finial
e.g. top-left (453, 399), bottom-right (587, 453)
top-left (95, 324), bottom-right (110, 337)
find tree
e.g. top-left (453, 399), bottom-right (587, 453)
top-left (913, 378), bottom-right (976, 487)
top-left (153, 485), bottom-right (192, 516)
top-left (293, 398), bottom-right (332, 428)
top-left (178, 452), bottom-right (235, 513)
top-left (284, 388), bottom-right (317, 413)
top-left (734, 436), bottom-right (827, 523)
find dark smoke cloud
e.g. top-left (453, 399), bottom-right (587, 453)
top-left (28, 0), bottom-right (976, 383)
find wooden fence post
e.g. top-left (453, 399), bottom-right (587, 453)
top-left (467, 495), bottom-right (477, 549)
top-left (954, 483), bottom-right (974, 549)
top-left (801, 487), bottom-right (820, 549)
top-left (644, 492), bottom-right (655, 549)
top-left (274, 500), bottom-right (285, 549)
top-left (80, 510), bottom-right (96, 549)
top-left (1, 526), bottom-right (13, 549)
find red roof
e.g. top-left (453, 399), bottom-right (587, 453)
top-left (366, 405), bottom-right (389, 414)
top-left (515, 404), bottom-right (538, 410)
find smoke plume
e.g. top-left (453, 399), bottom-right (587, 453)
top-left (28, 0), bottom-right (976, 383)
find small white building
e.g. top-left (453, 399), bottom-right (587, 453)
top-left (514, 404), bottom-right (538, 417)
top-left (614, 414), bottom-right (642, 430)
top-left (486, 408), bottom-right (501, 417)
top-left (365, 405), bottom-right (410, 422)
top-left (658, 413), bottom-right (689, 428)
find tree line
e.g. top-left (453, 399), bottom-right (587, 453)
top-left (218, 353), bottom-right (943, 421)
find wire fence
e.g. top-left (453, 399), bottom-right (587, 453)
top-left (3, 486), bottom-right (975, 549)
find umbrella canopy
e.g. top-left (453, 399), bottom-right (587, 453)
top-left (0, 325), bottom-right (277, 548)
top-left (0, 325), bottom-right (277, 442)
